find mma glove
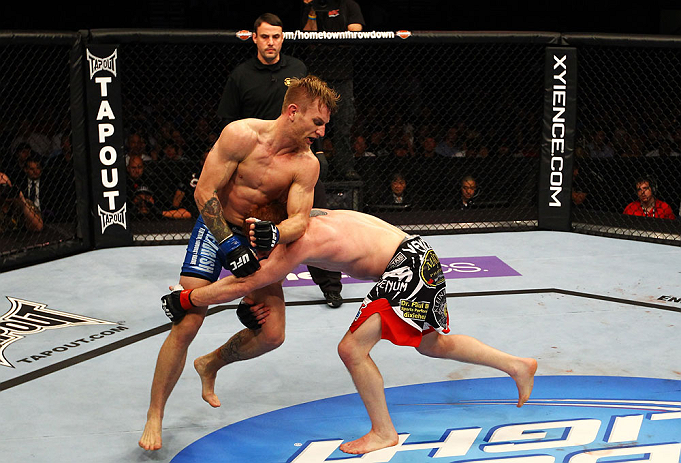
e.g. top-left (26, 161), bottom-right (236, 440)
top-left (161, 289), bottom-right (195, 322)
top-left (236, 299), bottom-right (261, 330)
top-left (252, 219), bottom-right (280, 251)
top-left (219, 235), bottom-right (260, 277)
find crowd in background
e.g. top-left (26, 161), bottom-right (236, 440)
top-left (3, 96), bottom-right (681, 234)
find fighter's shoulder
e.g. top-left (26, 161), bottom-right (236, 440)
top-left (298, 149), bottom-right (322, 170)
top-left (217, 119), bottom-right (260, 153)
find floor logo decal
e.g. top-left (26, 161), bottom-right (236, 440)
top-left (171, 376), bottom-right (681, 463)
top-left (277, 256), bottom-right (521, 287)
top-left (0, 296), bottom-right (115, 368)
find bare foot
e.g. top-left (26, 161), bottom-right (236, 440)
top-left (194, 355), bottom-right (221, 407)
top-left (139, 415), bottom-right (162, 450)
top-left (512, 357), bottom-right (538, 407)
top-left (340, 430), bottom-right (399, 455)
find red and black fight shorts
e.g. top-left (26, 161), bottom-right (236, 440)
top-left (349, 235), bottom-right (449, 347)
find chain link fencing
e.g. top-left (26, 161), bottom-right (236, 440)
top-left (2, 31), bottom-right (680, 271)
top-left (566, 34), bottom-right (681, 243)
top-left (106, 32), bottom-right (552, 243)
top-left (0, 33), bottom-right (88, 270)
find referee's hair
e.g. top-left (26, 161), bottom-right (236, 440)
top-left (254, 13), bottom-right (283, 32)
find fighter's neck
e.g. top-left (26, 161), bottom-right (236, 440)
top-left (267, 118), bottom-right (305, 156)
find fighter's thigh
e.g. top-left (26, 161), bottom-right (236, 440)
top-left (338, 313), bottom-right (382, 360)
top-left (170, 275), bottom-right (210, 337)
top-left (247, 281), bottom-right (285, 339)
top-left (415, 330), bottom-right (444, 358)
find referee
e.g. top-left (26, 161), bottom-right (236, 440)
top-left (217, 12), bottom-right (344, 308)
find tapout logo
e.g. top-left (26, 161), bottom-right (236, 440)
top-left (0, 297), bottom-right (114, 368)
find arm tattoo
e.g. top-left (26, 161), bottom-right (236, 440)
top-left (199, 192), bottom-right (233, 243)
top-left (218, 330), bottom-right (247, 362)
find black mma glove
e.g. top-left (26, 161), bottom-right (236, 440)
top-left (252, 219), bottom-right (280, 250)
top-left (218, 235), bottom-right (260, 277)
top-left (236, 299), bottom-right (261, 330)
top-left (161, 289), bottom-right (195, 322)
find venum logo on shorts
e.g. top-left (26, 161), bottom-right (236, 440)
top-left (0, 297), bottom-right (114, 368)
top-left (377, 266), bottom-right (412, 295)
top-left (420, 249), bottom-right (445, 287)
top-left (86, 49), bottom-right (117, 80)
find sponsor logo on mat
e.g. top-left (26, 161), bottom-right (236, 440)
top-left (171, 376), bottom-right (681, 463)
top-left (0, 297), bottom-right (115, 368)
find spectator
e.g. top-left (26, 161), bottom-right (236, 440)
top-left (302, 0), bottom-right (365, 180)
top-left (459, 175), bottom-right (478, 210)
top-left (187, 117), bottom-right (218, 157)
top-left (4, 143), bottom-right (34, 180)
top-left (171, 149), bottom-right (209, 217)
top-left (128, 186), bottom-right (191, 221)
top-left (611, 126), bottom-right (642, 157)
top-left (379, 172), bottom-right (411, 207)
top-left (435, 126), bottom-right (464, 157)
top-left (417, 135), bottom-right (437, 159)
top-left (10, 118), bottom-right (59, 159)
top-left (645, 139), bottom-right (681, 157)
top-left (125, 133), bottom-right (155, 163)
top-left (0, 171), bottom-right (43, 232)
top-left (586, 130), bottom-right (615, 158)
top-left (352, 135), bottom-right (372, 158)
top-left (126, 154), bottom-right (154, 193)
top-left (623, 177), bottom-right (675, 220)
top-left (19, 154), bottom-right (46, 212)
top-left (461, 130), bottom-right (489, 158)
top-left (366, 128), bottom-right (389, 157)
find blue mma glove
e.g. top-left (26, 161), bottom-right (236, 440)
top-left (252, 219), bottom-right (280, 250)
top-left (219, 235), bottom-right (260, 277)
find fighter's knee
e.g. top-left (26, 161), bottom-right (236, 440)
top-left (259, 329), bottom-right (285, 351)
top-left (337, 337), bottom-right (356, 366)
top-left (170, 313), bottom-right (204, 345)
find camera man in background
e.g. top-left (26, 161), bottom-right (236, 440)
top-left (217, 12), bottom-right (344, 308)
top-left (301, 0), bottom-right (365, 182)
top-left (0, 171), bottom-right (43, 232)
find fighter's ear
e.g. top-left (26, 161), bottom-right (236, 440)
top-left (286, 103), bottom-right (299, 120)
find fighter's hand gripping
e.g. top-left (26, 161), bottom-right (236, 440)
top-left (250, 219), bottom-right (280, 251)
top-left (161, 287), bottom-right (195, 322)
top-left (236, 298), bottom-right (270, 330)
top-left (219, 235), bottom-right (260, 277)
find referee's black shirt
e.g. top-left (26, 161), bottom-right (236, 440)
top-left (217, 55), bottom-right (307, 126)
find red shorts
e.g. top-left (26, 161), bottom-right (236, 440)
top-left (349, 298), bottom-right (437, 347)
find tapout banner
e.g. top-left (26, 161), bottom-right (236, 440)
top-left (539, 47), bottom-right (577, 231)
top-left (84, 45), bottom-right (132, 247)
